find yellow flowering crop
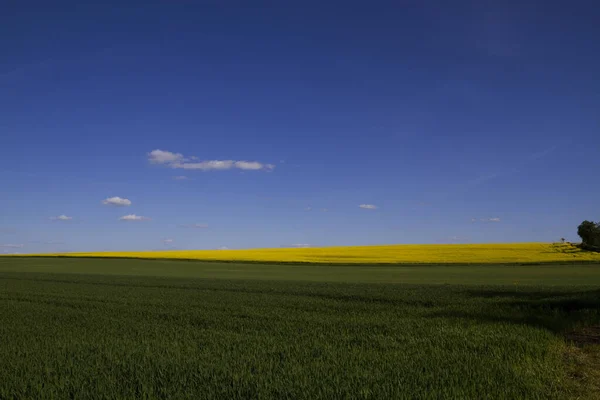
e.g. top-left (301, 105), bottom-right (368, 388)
top-left (17, 242), bottom-right (600, 264)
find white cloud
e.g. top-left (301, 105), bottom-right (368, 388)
top-left (472, 217), bottom-right (501, 223)
top-left (359, 204), bottom-right (378, 210)
top-left (180, 223), bottom-right (209, 229)
top-left (216, 246), bottom-right (229, 250)
top-left (163, 239), bottom-right (174, 243)
top-left (173, 160), bottom-right (235, 170)
top-left (148, 149), bottom-right (274, 172)
top-left (51, 215), bottom-right (72, 221)
top-left (234, 161), bottom-right (264, 170)
top-left (305, 206), bottom-right (312, 211)
top-left (102, 196), bottom-right (132, 206)
top-left (0, 244), bottom-right (23, 248)
top-left (148, 149), bottom-right (184, 164)
top-left (119, 214), bottom-right (150, 221)
top-left (173, 176), bottom-right (188, 180)
top-left (321, 208), bottom-right (329, 212)
top-left (290, 243), bottom-right (311, 248)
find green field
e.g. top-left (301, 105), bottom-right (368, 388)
top-left (3, 257), bottom-right (600, 285)
top-left (1, 258), bottom-right (599, 399)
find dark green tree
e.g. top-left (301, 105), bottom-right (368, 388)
top-left (577, 220), bottom-right (600, 248)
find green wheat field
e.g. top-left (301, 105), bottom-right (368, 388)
top-left (1, 257), bottom-right (599, 399)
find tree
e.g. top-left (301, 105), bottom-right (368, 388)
top-left (577, 220), bottom-right (600, 249)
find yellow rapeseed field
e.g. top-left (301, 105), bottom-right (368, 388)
top-left (18, 242), bottom-right (600, 264)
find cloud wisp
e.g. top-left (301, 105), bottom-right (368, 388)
top-left (148, 149), bottom-right (184, 164)
top-left (119, 214), bottom-right (150, 221)
top-left (102, 196), bottom-right (132, 206)
top-left (0, 244), bottom-right (24, 248)
top-left (359, 204), bottom-right (378, 210)
top-left (179, 223), bottom-right (209, 229)
top-left (50, 215), bottom-right (72, 221)
top-left (466, 145), bottom-right (559, 189)
top-left (148, 149), bottom-right (275, 172)
top-left (471, 217), bottom-right (501, 223)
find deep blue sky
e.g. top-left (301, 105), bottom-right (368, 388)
top-left (2, 0), bottom-right (599, 253)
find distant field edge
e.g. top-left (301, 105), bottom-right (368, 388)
top-left (3, 243), bottom-right (600, 266)
top-left (3, 254), bottom-right (600, 267)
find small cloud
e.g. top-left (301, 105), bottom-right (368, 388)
top-left (290, 243), bottom-right (311, 248)
top-left (44, 241), bottom-right (65, 245)
top-left (148, 149), bottom-right (274, 172)
top-left (529, 145), bottom-right (557, 161)
top-left (359, 204), bottom-right (378, 210)
top-left (163, 239), bottom-right (174, 243)
top-left (216, 246), bottom-right (229, 250)
top-left (321, 208), bottom-right (328, 212)
top-left (179, 223), bottom-right (209, 229)
top-left (119, 214), bottom-right (150, 221)
top-left (234, 161), bottom-right (265, 170)
top-left (435, 236), bottom-right (466, 244)
top-left (175, 160), bottom-right (235, 170)
top-left (471, 217), bottom-right (501, 223)
top-left (233, 161), bottom-right (274, 171)
top-left (51, 215), bottom-right (72, 221)
top-left (102, 196), bottom-right (132, 206)
top-left (148, 149), bottom-right (184, 164)
top-left (173, 176), bottom-right (188, 180)
top-left (305, 206), bottom-right (312, 211)
top-left (0, 244), bottom-right (23, 248)
top-left (467, 173), bottom-right (501, 187)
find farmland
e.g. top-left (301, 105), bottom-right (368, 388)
top-left (17, 242), bottom-right (600, 264)
top-left (1, 257), bottom-right (599, 399)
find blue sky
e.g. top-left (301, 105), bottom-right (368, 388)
top-left (2, 0), bottom-right (599, 253)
